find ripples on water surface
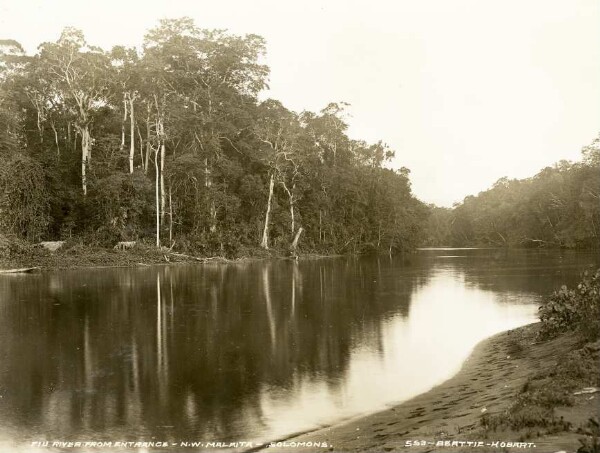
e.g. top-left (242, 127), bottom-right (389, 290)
top-left (0, 249), bottom-right (597, 449)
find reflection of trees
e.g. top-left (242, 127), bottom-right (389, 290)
top-left (423, 248), bottom-right (599, 296)
top-left (0, 257), bottom-right (424, 442)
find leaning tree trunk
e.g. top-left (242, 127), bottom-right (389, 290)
top-left (290, 227), bottom-right (304, 257)
top-left (260, 173), bottom-right (275, 249)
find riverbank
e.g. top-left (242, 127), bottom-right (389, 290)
top-left (261, 323), bottom-right (599, 453)
top-left (0, 235), bottom-right (330, 271)
top-left (0, 242), bottom-right (232, 271)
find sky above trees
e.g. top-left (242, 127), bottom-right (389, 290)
top-left (1, 0), bottom-right (598, 206)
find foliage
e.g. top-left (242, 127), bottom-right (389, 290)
top-left (0, 18), bottom-right (429, 255)
top-left (0, 153), bottom-right (50, 241)
top-left (88, 171), bottom-right (154, 243)
top-left (422, 136), bottom-right (600, 249)
top-left (539, 269), bottom-right (600, 340)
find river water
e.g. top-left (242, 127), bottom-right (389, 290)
top-left (0, 249), bottom-right (597, 450)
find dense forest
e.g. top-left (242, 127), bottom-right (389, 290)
top-left (423, 136), bottom-right (600, 249)
top-left (0, 18), bottom-right (428, 257)
top-left (0, 18), bottom-right (598, 261)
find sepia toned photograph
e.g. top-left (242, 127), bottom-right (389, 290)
top-left (0, 1), bottom-right (599, 452)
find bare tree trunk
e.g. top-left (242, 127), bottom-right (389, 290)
top-left (35, 102), bottom-right (44, 142)
top-left (78, 125), bottom-right (91, 196)
top-left (154, 95), bottom-right (166, 223)
top-left (291, 227), bottom-right (304, 256)
top-left (121, 94), bottom-right (127, 151)
top-left (169, 184), bottom-right (173, 246)
top-left (210, 202), bottom-right (217, 233)
top-left (280, 181), bottom-right (295, 235)
top-left (51, 121), bottom-right (60, 159)
top-left (137, 124), bottom-right (144, 171)
top-left (319, 209), bottom-right (322, 243)
top-left (154, 147), bottom-right (161, 248)
top-left (205, 157), bottom-right (217, 233)
top-left (145, 117), bottom-right (151, 174)
top-left (160, 141), bottom-right (166, 225)
top-left (260, 173), bottom-right (275, 249)
top-left (204, 158), bottom-right (211, 188)
top-left (129, 95), bottom-right (135, 173)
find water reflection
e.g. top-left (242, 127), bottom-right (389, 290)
top-left (0, 250), bottom-right (597, 449)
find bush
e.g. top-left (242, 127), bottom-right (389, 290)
top-left (87, 171), bottom-right (154, 242)
top-left (0, 153), bottom-right (50, 241)
top-left (0, 233), bottom-right (42, 259)
top-left (539, 269), bottom-right (600, 340)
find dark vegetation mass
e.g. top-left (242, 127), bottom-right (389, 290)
top-left (0, 19), bottom-right (427, 258)
top-left (0, 18), bottom-right (598, 260)
top-left (423, 138), bottom-right (600, 249)
top-left (539, 268), bottom-right (600, 341)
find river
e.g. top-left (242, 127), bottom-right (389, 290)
top-left (0, 249), bottom-right (597, 450)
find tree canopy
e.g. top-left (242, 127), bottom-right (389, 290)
top-left (0, 18), bottom-right (428, 255)
top-left (422, 136), bottom-right (600, 249)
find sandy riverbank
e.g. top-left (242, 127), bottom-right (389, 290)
top-left (260, 323), bottom-right (599, 453)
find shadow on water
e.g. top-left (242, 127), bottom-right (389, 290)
top-left (0, 250), bottom-right (597, 445)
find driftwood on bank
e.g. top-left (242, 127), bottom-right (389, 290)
top-left (114, 241), bottom-right (137, 250)
top-left (0, 267), bottom-right (40, 274)
top-left (38, 241), bottom-right (65, 252)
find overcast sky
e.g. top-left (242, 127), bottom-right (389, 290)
top-left (1, 0), bottom-right (598, 206)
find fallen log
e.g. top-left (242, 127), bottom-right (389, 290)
top-left (573, 387), bottom-right (600, 395)
top-left (167, 252), bottom-right (229, 263)
top-left (168, 252), bottom-right (204, 261)
top-left (0, 267), bottom-right (41, 274)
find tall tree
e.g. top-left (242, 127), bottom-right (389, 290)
top-left (38, 28), bottom-right (113, 195)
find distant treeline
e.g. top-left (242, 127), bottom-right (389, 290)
top-left (0, 18), bottom-right (428, 256)
top-left (423, 137), bottom-right (600, 249)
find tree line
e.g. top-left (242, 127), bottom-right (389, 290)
top-left (423, 136), bottom-right (600, 249)
top-left (0, 18), bottom-right (428, 257)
